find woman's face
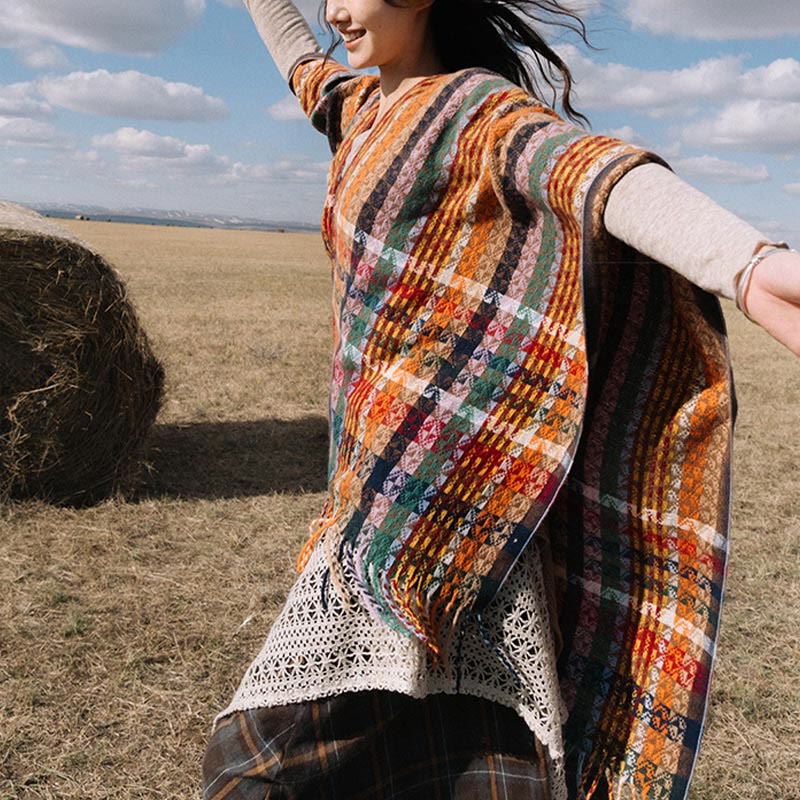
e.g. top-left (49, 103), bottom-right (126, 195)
top-left (325, 0), bottom-right (432, 74)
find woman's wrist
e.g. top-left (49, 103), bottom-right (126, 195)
top-left (734, 241), bottom-right (791, 321)
top-left (736, 246), bottom-right (800, 357)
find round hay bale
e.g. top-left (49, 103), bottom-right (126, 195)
top-left (0, 201), bottom-right (164, 506)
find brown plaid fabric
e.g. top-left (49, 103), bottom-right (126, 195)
top-left (203, 691), bottom-right (552, 800)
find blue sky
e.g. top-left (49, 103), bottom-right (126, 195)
top-left (0, 0), bottom-right (797, 238)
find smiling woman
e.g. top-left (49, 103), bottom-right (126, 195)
top-left (200, 0), bottom-right (800, 798)
top-left (321, 0), bottom-right (590, 122)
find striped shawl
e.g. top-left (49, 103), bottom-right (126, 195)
top-left (291, 59), bottom-right (733, 800)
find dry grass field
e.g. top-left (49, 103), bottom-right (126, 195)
top-left (1, 220), bottom-right (798, 800)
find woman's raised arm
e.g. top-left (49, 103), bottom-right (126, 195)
top-left (243, 0), bottom-right (322, 82)
top-left (605, 163), bottom-right (800, 356)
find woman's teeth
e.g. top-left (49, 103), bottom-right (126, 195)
top-left (342, 30), bottom-right (365, 42)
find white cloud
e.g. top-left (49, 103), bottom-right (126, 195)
top-left (740, 59), bottom-right (800, 102)
top-left (0, 0), bottom-right (205, 57)
top-left (21, 44), bottom-right (69, 70)
top-left (92, 128), bottom-right (189, 158)
top-left (267, 94), bottom-right (306, 121)
top-left (672, 155), bottom-right (770, 184)
top-left (94, 129), bottom-right (240, 181)
top-left (0, 84), bottom-right (51, 118)
top-left (784, 183), bottom-right (800, 195)
top-left (225, 156), bottom-right (328, 183)
top-left (70, 149), bottom-right (101, 165)
top-left (90, 126), bottom-right (328, 186)
top-left (37, 70), bottom-right (228, 121)
top-left (680, 100), bottom-right (800, 154)
top-left (0, 117), bottom-right (65, 147)
top-left (567, 52), bottom-right (800, 116)
top-left (623, 0), bottom-right (800, 39)
top-left (565, 48), bottom-right (800, 159)
top-left (563, 47), bottom-right (741, 116)
top-left (604, 125), bottom-right (650, 147)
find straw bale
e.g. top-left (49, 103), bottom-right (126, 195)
top-left (0, 201), bottom-right (164, 505)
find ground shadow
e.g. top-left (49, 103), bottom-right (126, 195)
top-left (132, 416), bottom-right (329, 500)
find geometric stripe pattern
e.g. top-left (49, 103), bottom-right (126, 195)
top-left (552, 196), bottom-right (733, 800)
top-left (291, 59), bottom-right (733, 800)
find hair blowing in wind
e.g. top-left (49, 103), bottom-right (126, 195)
top-left (321, 0), bottom-right (592, 124)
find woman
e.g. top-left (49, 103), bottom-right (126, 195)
top-left (204, 1), bottom-right (800, 798)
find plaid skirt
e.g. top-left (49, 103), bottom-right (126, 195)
top-left (203, 691), bottom-right (552, 800)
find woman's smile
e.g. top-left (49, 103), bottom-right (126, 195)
top-left (341, 28), bottom-right (366, 46)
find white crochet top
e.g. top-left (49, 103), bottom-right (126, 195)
top-left (221, 535), bottom-right (569, 798)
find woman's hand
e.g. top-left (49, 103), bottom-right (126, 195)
top-left (742, 249), bottom-right (800, 357)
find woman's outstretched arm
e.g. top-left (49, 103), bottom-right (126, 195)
top-left (605, 163), bottom-right (800, 356)
top-left (243, 0), bottom-right (322, 82)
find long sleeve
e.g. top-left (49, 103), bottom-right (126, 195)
top-left (243, 0), bottom-right (322, 82)
top-left (604, 163), bottom-right (767, 300)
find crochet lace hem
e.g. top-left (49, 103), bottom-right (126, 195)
top-left (221, 540), bottom-right (567, 799)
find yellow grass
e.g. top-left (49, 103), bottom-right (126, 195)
top-left (1, 220), bottom-right (798, 799)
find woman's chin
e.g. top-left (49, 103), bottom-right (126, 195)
top-left (346, 53), bottom-right (370, 70)
top-left (344, 41), bottom-right (375, 71)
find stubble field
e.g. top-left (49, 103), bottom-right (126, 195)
top-left (1, 220), bottom-right (798, 799)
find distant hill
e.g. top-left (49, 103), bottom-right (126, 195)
top-left (29, 202), bottom-right (320, 233)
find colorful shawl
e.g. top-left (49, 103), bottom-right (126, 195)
top-left (291, 59), bottom-right (733, 800)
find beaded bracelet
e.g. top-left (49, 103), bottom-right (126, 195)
top-left (734, 241), bottom-right (792, 322)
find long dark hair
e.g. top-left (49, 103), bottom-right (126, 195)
top-left (321, 0), bottom-right (591, 126)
